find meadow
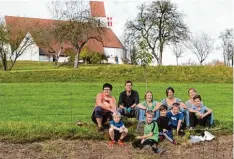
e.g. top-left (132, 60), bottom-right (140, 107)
top-left (0, 82), bottom-right (232, 142)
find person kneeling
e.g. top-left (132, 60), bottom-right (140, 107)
top-left (108, 112), bottom-right (128, 146)
top-left (133, 110), bottom-right (163, 154)
top-left (189, 95), bottom-right (212, 129)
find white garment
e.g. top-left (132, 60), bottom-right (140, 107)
top-left (189, 131), bottom-right (215, 143)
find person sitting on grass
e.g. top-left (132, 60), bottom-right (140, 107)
top-left (118, 80), bottom-right (139, 118)
top-left (166, 103), bottom-right (185, 136)
top-left (185, 88), bottom-right (214, 126)
top-left (133, 110), bottom-right (163, 154)
top-left (161, 87), bottom-right (189, 128)
top-left (137, 91), bottom-right (161, 122)
top-left (189, 94), bottom-right (212, 129)
top-left (157, 105), bottom-right (176, 145)
top-left (108, 112), bottom-right (128, 146)
top-left (91, 83), bottom-right (117, 132)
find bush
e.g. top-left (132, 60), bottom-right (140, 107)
top-left (80, 48), bottom-right (107, 64)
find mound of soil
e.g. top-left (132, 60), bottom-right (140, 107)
top-left (0, 135), bottom-right (232, 159)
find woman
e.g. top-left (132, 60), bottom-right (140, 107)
top-left (161, 87), bottom-right (189, 128)
top-left (137, 91), bottom-right (161, 122)
top-left (185, 88), bottom-right (214, 126)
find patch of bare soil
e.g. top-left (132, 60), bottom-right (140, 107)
top-left (0, 135), bottom-right (233, 159)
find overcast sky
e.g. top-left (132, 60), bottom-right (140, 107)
top-left (0, 0), bottom-right (233, 65)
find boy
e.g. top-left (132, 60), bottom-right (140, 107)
top-left (156, 105), bottom-right (176, 144)
top-left (134, 110), bottom-right (162, 153)
top-left (166, 103), bottom-right (184, 136)
top-left (108, 112), bottom-right (128, 146)
top-left (189, 95), bottom-right (212, 129)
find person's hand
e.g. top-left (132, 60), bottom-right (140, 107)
top-left (119, 127), bottom-right (124, 132)
top-left (127, 107), bottom-right (132, 113)
top-left (111, 109), bottom-right (117, 113)
top-left (200, 114), bottom-right (205, 119)
top-left (195, 112), bottom-right (203, 119)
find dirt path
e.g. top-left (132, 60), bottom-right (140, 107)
top-left (0, 135), bottom-right (233, 159)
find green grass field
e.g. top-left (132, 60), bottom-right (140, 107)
top-left (0, 82), bottom-right (232, 142)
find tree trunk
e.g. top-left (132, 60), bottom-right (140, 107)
top-left (176, 57), bottom-right (179, 66)
top-left (200, 61), bottom-right (203, 66)
top-left (158, 44), bottom-right (163, 66)
top-left (223, 52), bottom-right (227, 66)
top-left (2, 59), bottom-right (7, 71)
top-left (74, 48), bottom-right (80, 68)
top-left (232, 56), bottom-right (233, 67)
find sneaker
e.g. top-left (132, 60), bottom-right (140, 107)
top-left (108, 140), bottom-right (116, 146)
top-left (172, 140), bottom-right (177, 145)
top-left (159, 135), bottom-right (165, 142)
top-left (98, 127), bottom-right (104, 133)
top-left (152, 147), bottom-right (165, 154)
top-left (117, 139), bottom-right (125, 146)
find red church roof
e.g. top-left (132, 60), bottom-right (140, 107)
top-left (4, 16), bottom-right (124, 55)
top-left (90, 1), bottom-right (106, 17)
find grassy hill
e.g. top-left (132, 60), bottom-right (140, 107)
top-left (0, 61), bottom-right (232, 83)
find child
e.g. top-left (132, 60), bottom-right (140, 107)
top-left (166, 103), bottom-right (184, 136)
top-left (134, 110), bottom-right (162, 153)
top-left (156, 105), bottom-right (176, 144)
top-left (108, 112), bottom-right (128, 146)
top-left (189, 94), bottom-right (212, 129)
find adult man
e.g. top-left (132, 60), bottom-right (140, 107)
top-left (92, 83), bottom-right (117, 132)
top-left (118, 80), bottom-right (139, 118)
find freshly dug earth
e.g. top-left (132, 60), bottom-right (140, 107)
top-left (0, 135), bottom-right (232, 159)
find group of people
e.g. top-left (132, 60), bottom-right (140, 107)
top-left (91, 81), bottom-right (214, 153)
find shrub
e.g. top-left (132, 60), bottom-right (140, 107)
top-left (80, 48), bottom-right (107, 64)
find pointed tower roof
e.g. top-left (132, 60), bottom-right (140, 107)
top-left (90, 1), bottom-right (106, 17)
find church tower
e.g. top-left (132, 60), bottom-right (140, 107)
top-left (89, 1), bottom-right (112, 28)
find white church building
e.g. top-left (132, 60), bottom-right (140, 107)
top-left (4, 1), bottom-right (126, 64)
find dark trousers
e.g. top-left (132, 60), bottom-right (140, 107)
top-left (132, 139), bottom-right (157, 149)
top-left (189, 112), bottom-right (211, 127)
top-left (91, 106), bottom-right (112, 126)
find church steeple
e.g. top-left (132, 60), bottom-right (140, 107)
top-left (89, 1), bottom-right (112, 28)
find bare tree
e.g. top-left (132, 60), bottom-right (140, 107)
top-left (35, 24), bottom-right (65, 67)
top-left (48, 0), bottom-right (104, 68)
top-left (0, 17), bottom-right (41, 71)
top-left (219, 28), bottom-right (234, 67)
top-left (171, 42), bottom-right (186, 65)
top-left (125, 1), bottom-right (189, 65)
top-left (186, 33), bottom-right (215, 65)
top-left (0, 20), bottom-right (9, 71)
top-left (123, 26), bottom-right (139, 64)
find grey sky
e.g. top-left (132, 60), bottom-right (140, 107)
top-left (0, 0), bottom-right (233, 65)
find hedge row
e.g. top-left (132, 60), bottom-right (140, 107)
top-left (0, 65), bottom-right (232, 83)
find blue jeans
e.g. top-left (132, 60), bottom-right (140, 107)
top-left (138, 108), bottom-right (160, 121)
top-left (210, 112), bottom-right (214, 125)
top-left (159, 129), bottom-right (173, 142)
top-left (180, 107), bottom-right (190, 127)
